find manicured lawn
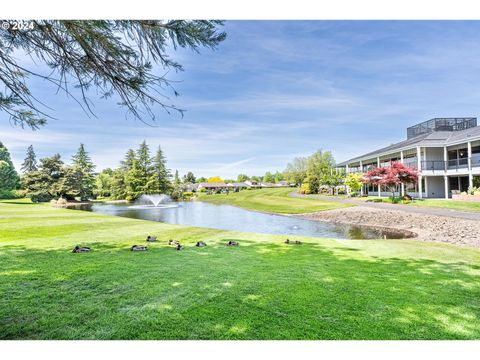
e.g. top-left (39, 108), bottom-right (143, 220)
top-left (1, 199), bottom-right (480, 339)
top-left (197, 187), bottom-right (353, 214)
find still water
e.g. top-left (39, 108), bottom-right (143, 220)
top-left (71, 201), bottom-right (411, 240)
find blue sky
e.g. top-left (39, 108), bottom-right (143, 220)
top-left (3, 20), bottom-right (480, 178)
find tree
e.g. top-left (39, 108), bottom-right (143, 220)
top-left (237, 174), bottom-right (249, 182)
top-left (137, 141), bottom-right (157, 193)
top-left (109, 168), bottom-right (128, 200)
top-left (174, 170), bottom-right (181, 186)
top-left (363, 162), bottom-right (418, 199)
top-left (274, 171), bottom-right (284, 183)
top-left (121, 149), bottom-right (136, 171)
top-left (196, 177), bottom-right (207, 183)
top-left (251, 176), bottom-right (262, 183)
top-left (0, 142), bottom-right (20, 194)
top-left (153, 145), bottom-right (170, 193)
top-left (57, 166), bottom-right (84, 200)
top-left (21, 145), bottom-right (37, 173)
top-left (125, 159), bottom-right (145, 200)
top-left (305, 150), bottom-right (336, 194)
top-left (71, 143), bottom-right (95, 200)
top-left (0, 20), bottom-right (226, 129)
top-left (207, 176), bottom-right (224, 183)
top-left (22, 154), bottom-right (64, 202)
top-left (344, 173), bottom-right (363, 194)
top-left (183, 171), bottom-right (196, 184)
top-left (284, 157), bottom-right (308, 186)
top-left (322, 171), bottom-right (345, 195)
top-left (95, 168), bottom-right (113, 197)
top-left (263, 171), bottom-right (275, 183)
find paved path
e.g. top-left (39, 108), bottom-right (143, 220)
top-left (289, 192), bottom-right (480, 221)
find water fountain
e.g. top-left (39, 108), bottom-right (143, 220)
top-left (130, 194), bottom-right (178, 209)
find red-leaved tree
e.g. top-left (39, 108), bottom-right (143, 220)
top-left (363, 161), bottom-right (418, 199)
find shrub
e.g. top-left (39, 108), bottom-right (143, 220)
top-left (337, 188), bottom-right (346, 195)
top-left (246, 186), bottom-right (252, 190)
top-left (299, 182), bottom-right (311, 194)
top-left (199, 188), bottom-right (207, 193)
top-left (0, 189), bottom-right (24, 199)
top-left (350, 191), bottom-right (358, 197)
top-left (182, 191), bottom-right (194, 200)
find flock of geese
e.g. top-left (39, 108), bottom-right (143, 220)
top-left (72, 236), bottom-right (302, 253)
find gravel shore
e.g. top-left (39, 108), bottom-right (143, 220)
top-left (300, 206), bottom-right (480, 248)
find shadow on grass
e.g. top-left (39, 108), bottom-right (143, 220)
top-left (0, 240), bottom-right (479, 340)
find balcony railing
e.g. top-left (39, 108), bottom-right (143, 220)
top-left (346, 155), bottom-right (480, 173)
top-left (447, 158), bottom-right (469, 171)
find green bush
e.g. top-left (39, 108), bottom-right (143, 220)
top-left (350, 191), bottom-right (358, 197)
top-left (199, 188), bottom-right (207, 193)
top-left (0, 189), bottom-right (24, 199)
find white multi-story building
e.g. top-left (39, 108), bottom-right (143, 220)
top-left (337, 118), bottom-right (480, 198)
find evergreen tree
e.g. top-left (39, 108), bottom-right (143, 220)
top-left (22, 154), bottom-right (64, 202)
top-left (57, 166), bottom-right (84, 200)
top-left (125, 160), bottom-right (145, 200)
top-left (109, 169), bottom-right (128, 200)
top-left (71, 144), bottom-right (95, 200)
top-left (121, 149), bottom-right (136, 170)
top-left (21, 145), bottom-right (38, 173)
top-left (183, 171), bottom-right (196, 184)
top-left (153, 145), bottom-right (170, 193)
top-left (1, 21), bottom-right (226, 129)
top-left (174, 170), bottom-right (181, 186)
top-left (0, 142), bottom-right (20, 194)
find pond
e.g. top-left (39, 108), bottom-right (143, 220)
top-left (70, 201), bottom-right (413, 240)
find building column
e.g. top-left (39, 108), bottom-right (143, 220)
top-left (424, 176), bottom-right (428, 198)
top-left (416, 146), bottom-right (422, 172)
top-left (417, 146), bottom-right (423, 198)
top-left (418, 175), bottom-right (423, 199)
top-left (359, 160), bottom-right (364, 196)
top-left (444, 175), bottom-right (449, 199)
top-left (443, 146), bottom-right (448, 171)
top-left (377, 156), bottom-right (381, 197)
top-left (346, 163), bottom-right (349, 174)
top-left (468, 141), bottom-right (473, 189)
top-left (400, 151), bottom-right (405, 196)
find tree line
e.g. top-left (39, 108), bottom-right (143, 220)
top-left (283, 150), bottom-right (344, 194)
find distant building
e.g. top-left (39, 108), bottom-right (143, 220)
top-left (244, 180), bottom-right (260, 188)
top-left (196, 182), bottom-right (229, 191)
top-left (227, 182), bottom-right (248, 190)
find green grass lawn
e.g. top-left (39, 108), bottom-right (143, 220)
top-left (1, 199), bottom-right (480, 339)
top-left (361, 196), bottom-right (480, 212)
top-left (197, 187), bottom-right (352, 214)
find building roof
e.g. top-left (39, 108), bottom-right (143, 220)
top-left (197, 182), bottom-right (228, 188)
top-left (338, 124), bottom-right (480, 166)
top-left (227, 182), bottom-right (247, 187)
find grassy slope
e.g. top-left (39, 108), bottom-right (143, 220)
top-left (197, 187), bottom-right (352, 214)
top-left (1, 199), bottom-right (480, 339)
